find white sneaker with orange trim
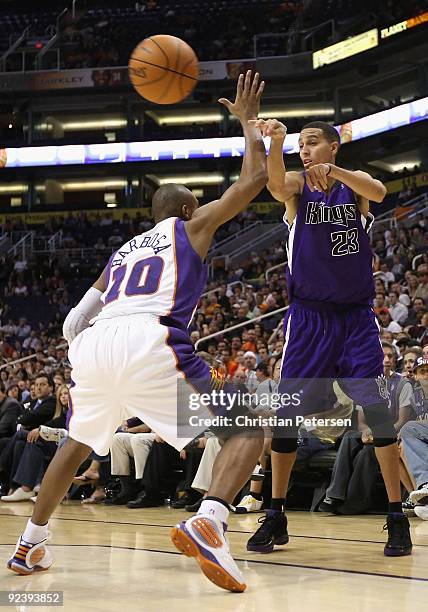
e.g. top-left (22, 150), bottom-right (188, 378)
top-left (7, 535), bottom-right (53, 575)
top-left (171, 514), bottom-right (246, 592)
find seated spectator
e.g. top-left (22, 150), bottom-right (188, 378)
top-left (374, 292), bottom-right (386, 315)
top-left (220, 347), bottom-right (238, 378)
top-left (235, 357), bottom-right (280, 513)
top-left (7, 383), bottom-right (21, 403)
top-left (243, 351), bottom-right (258, 392)
top-left (320, 342), bottom-right (414, 514)
top-left (404, 297), bottom-right (426, 328)
top-left (414, 266), bottom-right (428, 302)
top-left (377, 308), bottom-right (402, 333)
top-left (0, 375), bottom-right (55, 495)
top-left (399, 357), bottom-right (428, 520)
top-left (106, 418), bottom-right (155, 505)
top-left (388, 290), bottom-right (408, 326)
top-left (407, 312), bottom-right (428, 344)
top-left (0, 381), bottom-right (22, 456)
top-left (391, 255), bottom-right (405, 281)
top-left (0, 384), bottom-right (68, 502)
top-left (126, 434), bottom-right (182, 509)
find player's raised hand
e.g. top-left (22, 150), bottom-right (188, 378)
top-left (218, 70), bottom-right (264, 121)
top-left (305, 163), bottom-right (331, 192)
top-left (248, 118), bottom-right (287, 141)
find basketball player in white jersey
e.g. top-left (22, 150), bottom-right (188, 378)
top-left (7, 71), bottom-right (266, 593)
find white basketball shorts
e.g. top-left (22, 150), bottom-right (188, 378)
top-left (67, 314), bottom-right (209, 455)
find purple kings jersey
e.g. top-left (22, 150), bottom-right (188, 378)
top-left (285, 176), bottom-right (375, 305)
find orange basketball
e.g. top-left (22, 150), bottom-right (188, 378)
top-left (128, 35), bottom-right (199, 104)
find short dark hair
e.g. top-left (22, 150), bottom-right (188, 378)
top-left (381, 341), bottom-right (394, 350)
top-left (256, 362), bottom-right (269, 376)
top-left (35, 374), bottom-right (54, 388)
top-left (301, 121), bottom-right (340, 145)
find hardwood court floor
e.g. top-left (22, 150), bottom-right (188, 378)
top-left (0, 502), bottom-right (427, 611)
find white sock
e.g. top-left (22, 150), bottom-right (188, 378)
top-left (198, 499), bottom-right (229, 525)
top-left (22, 519), bottom-right (49, 544)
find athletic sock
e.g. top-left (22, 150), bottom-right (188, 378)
top-left (198, 497), bottom-right (230, 525)
top-left (270, 498), bottom-right (285, 512)
top-left (388, 502), bottom-right (403, 514)
top-left (22, 519), bottom-right (49, 544)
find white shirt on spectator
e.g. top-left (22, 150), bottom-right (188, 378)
top-left (379, 271), bottom-right (395, 285)
top-left (389, 302), bottom-right (408, 326)
top-left (385, 321), bottom-right (402, 333)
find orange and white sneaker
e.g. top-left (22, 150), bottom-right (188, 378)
top-left (171, 514), bottom-right (246, 593)
top-left (7, 535), bottom-right (53, 575)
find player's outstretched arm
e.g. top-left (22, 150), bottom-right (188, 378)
top-left (62, 268), bottom-right (106, 345)
top-left (307, 164), bottom-right (387, 203)
top-left (185, 70), bottom-right (267, 259)
top-left (248, 118), bottom-right (302, 203)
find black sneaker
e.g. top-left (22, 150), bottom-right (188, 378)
top-left (171, 492), bottom-right (201, 509)
top-left (318, 498), bottom-right (341, 514)
top-left (383, 513), bottom-right (412, 557)
top-left (246, 510), bottom-right (289, 553)
top-left (185, 498), bottom-right (203, 512)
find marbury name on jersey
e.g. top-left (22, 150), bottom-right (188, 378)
top-left (112, 232), bottom-right (171, 267)
top-left (305, 202), bottom-right (356, 227)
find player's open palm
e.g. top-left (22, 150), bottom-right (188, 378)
top-left (218, 70), bottom-right (264, 121)
top-left (248, 118), bottom-right (287, 141)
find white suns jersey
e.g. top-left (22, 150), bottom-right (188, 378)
top-left (93, 217), bottom-right (207, 329)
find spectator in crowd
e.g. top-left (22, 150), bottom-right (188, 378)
top-left (402, 349), bottom-right (423, 378)
top-left (126, 435), bottom-right (182, 509)
top-left (319, 343), bottom-right (414, 514)
top-left (414, 266), bottom-right (428, 302)
top-left (405, 297), bottom-right (426, 327)
top-left (399, 357), bottom-right (428, 520)
top-left (243, 351), bottom-right (258, 392)
top-left (106, 418), bottom-right (155, 505)
top-left (0, 375), bottom-right (55, 495)
top-left (0, 381), bottom-right (22, 458)
top-left (1, 385), bottom-right (69, 502)
top-left (235, 358), bottom-right (279, 513)
top-left (388, 290), bottom-right (408, 326)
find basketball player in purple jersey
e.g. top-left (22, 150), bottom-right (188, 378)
top-left (246, 117), bottom-right (412, 556)
top-left (6, 71), bottom-right (266, 592)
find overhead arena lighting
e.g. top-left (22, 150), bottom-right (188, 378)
top-left (147, 174), bottom-right (224, 186)
top-left (61, 179), bottom-right (127, 190)
top-left (4, 97), bottom-right (428, 168)
top-left (34, 117), bottom-right (127, 132)
top-left (147, 104), bottom-right (334, 125)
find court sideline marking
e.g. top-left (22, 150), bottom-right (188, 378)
top-left (1, 542), bottom-right (426, 583)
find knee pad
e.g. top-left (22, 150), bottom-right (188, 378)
top-left (271, 427), bottom-right (299, 453)
top-left (362, 403), bottom-right (397, 447)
